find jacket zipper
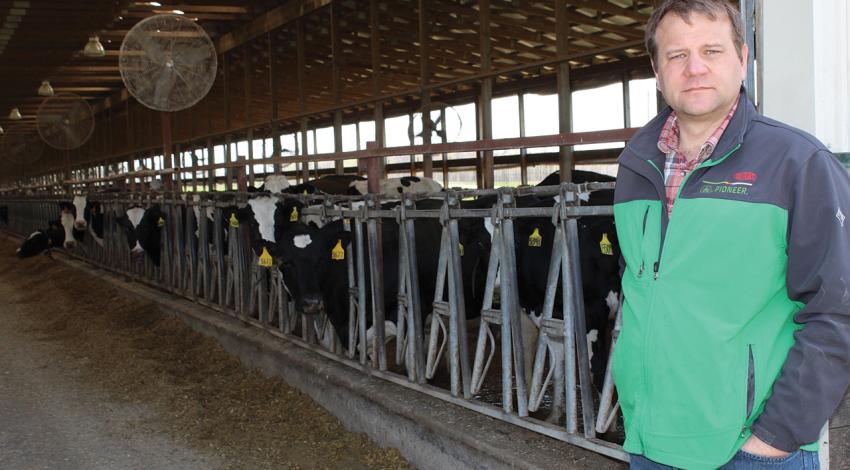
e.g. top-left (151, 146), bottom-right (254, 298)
top-left (649, 143), bottom-right (742, 279)
top-left (746, 344), bottom-right (755, 420)
top-left (637, 206), bottom-right (650, 277)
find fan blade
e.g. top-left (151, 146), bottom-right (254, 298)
top-left (137, 30), bottom-right (166, 66)
top-left (153, 69), bottom-right (178, 109)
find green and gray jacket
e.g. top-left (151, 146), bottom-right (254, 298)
top-left (613, 90), bottom-right (850, 469)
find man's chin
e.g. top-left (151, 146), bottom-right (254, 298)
top-left (677, 102), bottom-right (723, 120)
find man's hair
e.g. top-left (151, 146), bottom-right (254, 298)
top-left (645, 0), bottom-right (745, 66)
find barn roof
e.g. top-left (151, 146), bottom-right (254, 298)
top-left (0, 0), bottom-right (660, 181)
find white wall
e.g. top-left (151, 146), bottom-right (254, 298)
top-left (761, 0), bottom-right (850, 154)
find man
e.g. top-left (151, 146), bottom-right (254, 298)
top-left (613, 0), bottom-right (850, 468)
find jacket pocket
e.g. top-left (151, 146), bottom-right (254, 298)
top-left (746, 344), bottom-right (756, 420)
top-left (636, 205), bottom-right (650, 278)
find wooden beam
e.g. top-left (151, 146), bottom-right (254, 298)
top-left (268, 32), bottom-right (279, 122)
top-left (297, 18), bottom-right (306, 113)
top-left (556, 0), bottom-right (573, 183)
top-left (370, 0), bottom-right (385, 176)
top-left (244, 45), bottom-right (252, 124)
top-left (479, 0), bottom-right (494, 189)
top-left (216, 0), bottom-right (331, 54)
top-left (331, 2), bottom-right (343, 174)
top-left (131, 4), bottom-right (250, 14)
top-left (419, 0), bottom-right (433, 178)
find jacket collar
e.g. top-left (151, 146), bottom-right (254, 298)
top-left (622, 88), bottom-right (754, 164)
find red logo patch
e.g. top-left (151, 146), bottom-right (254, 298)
top-left (734, 171), bottom-right (757, 182)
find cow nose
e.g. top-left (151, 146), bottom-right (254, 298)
top-left (300, 295), bottom-right (323, 315)
top-left (74, 220), bottom-right (87, 231)
top-left (64, 240), bottom-right (77, 249)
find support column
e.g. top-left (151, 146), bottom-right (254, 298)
top-left (162, 112), bottom-right (174, 190)
top-left (419, 0), bottom-right (433, 178)
top-left (297, 19), bottom-right (309, 181)
top-left (478, 0), bottom-right (494, 188)
top-left (761, 0), bottom-right (849, 159)
top-left (555, 0), bottom-right (573, 183)
top-left (331, 3), bottom-right (344, 175)
top-left (268, 31), bottom-right (282, 174)
top-left (518, 90), bottom-right (528, 186)
top-left (371, 0), bottom-right (386, 178)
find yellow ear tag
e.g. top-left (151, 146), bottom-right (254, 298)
top-left (157, 216), bottom-right (165, 228)
top-left (528, 228), bottom-right (542, 247)
top-left (600, 233), bottom-right (613, 256)
top-left (458, 243), bottom-right (464, 256)
top-left (303, 190), bottom-right (308, 196)
top-left (229, 213), bottom-right (239, 228)
top-left (258, 247), bottom-right (273, 267)
top-left (290, 206), bottom-right (299, 222)
top-left (331, 239), bottom-right (345, 260)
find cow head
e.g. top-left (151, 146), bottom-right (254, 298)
top-left (262, 174), bottom-right (291, 194)
top-left (46, 220), bottom-right (65, 248)
top-left (58, 201), bottom-right (84, 249)
top-left (72, 195), bottom-right (88, 231)
top-left (136, 205), bottom-right (166, 266)
top-left (84, 200), bottom-right (104, 244)
top-left (277, 220), bottom-right (352, 316)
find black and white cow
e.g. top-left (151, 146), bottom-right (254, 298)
top-left (116, 205), bottom-right (166, 266)
top-left (512, 170), bottom-right (619, 391)
top-left (58, 200), bottom-right (86, 249)
top-left (16, 221), bottom-right (65, 258)
top-left (276, 194), bottom-right (490, 353)
top-left (348, 175), bottom-right (443, 197)
top-left (83, 199), bottom-right (105, 246)
top-left (287, 174), bottom-right (365, 196)
top-left (247, 174), bottom-right (293, 194)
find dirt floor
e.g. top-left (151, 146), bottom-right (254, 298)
top-left (0, 236), bottom-right (412, 470)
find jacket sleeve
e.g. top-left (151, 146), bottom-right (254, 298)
top-left (752, 150), bottom-right (850, 451)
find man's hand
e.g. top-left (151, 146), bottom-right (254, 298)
top-left (741, 434), bottom-right (791, 458)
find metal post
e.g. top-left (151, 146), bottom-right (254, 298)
top-left (402, 196), bottom-right (426, 382)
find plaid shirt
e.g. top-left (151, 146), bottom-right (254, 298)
top-left (658, 101), bottom-right (739, 217)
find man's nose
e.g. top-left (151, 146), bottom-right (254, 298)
top-left (685, 55), bottom-right (709, 76)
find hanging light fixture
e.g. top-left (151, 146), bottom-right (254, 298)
top-left (9, 108), bottom-right (22, 120)
top-left (38, 80), bottom-right (54, 97)
top-left (83, 35), bottom-right (105, 57)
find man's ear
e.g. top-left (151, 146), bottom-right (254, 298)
top-left (739, 43), bottom-right (749, 81)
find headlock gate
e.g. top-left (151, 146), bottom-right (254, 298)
top-left (0, 183), bottom-right (626, 462)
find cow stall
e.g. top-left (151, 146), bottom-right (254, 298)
top-left (0, 175), bottom-right (625, 463)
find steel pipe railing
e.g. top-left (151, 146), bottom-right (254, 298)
top-left (0, 183), bottom-right (627, 463)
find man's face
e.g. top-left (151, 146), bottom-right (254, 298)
top-left (653, 11), bottom-right (748, 124)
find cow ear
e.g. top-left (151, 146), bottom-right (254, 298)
top-left (319, 222), bottom-right (345, 245)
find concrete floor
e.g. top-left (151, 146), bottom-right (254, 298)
top-left (0, 280), bottom-right (221, 470)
